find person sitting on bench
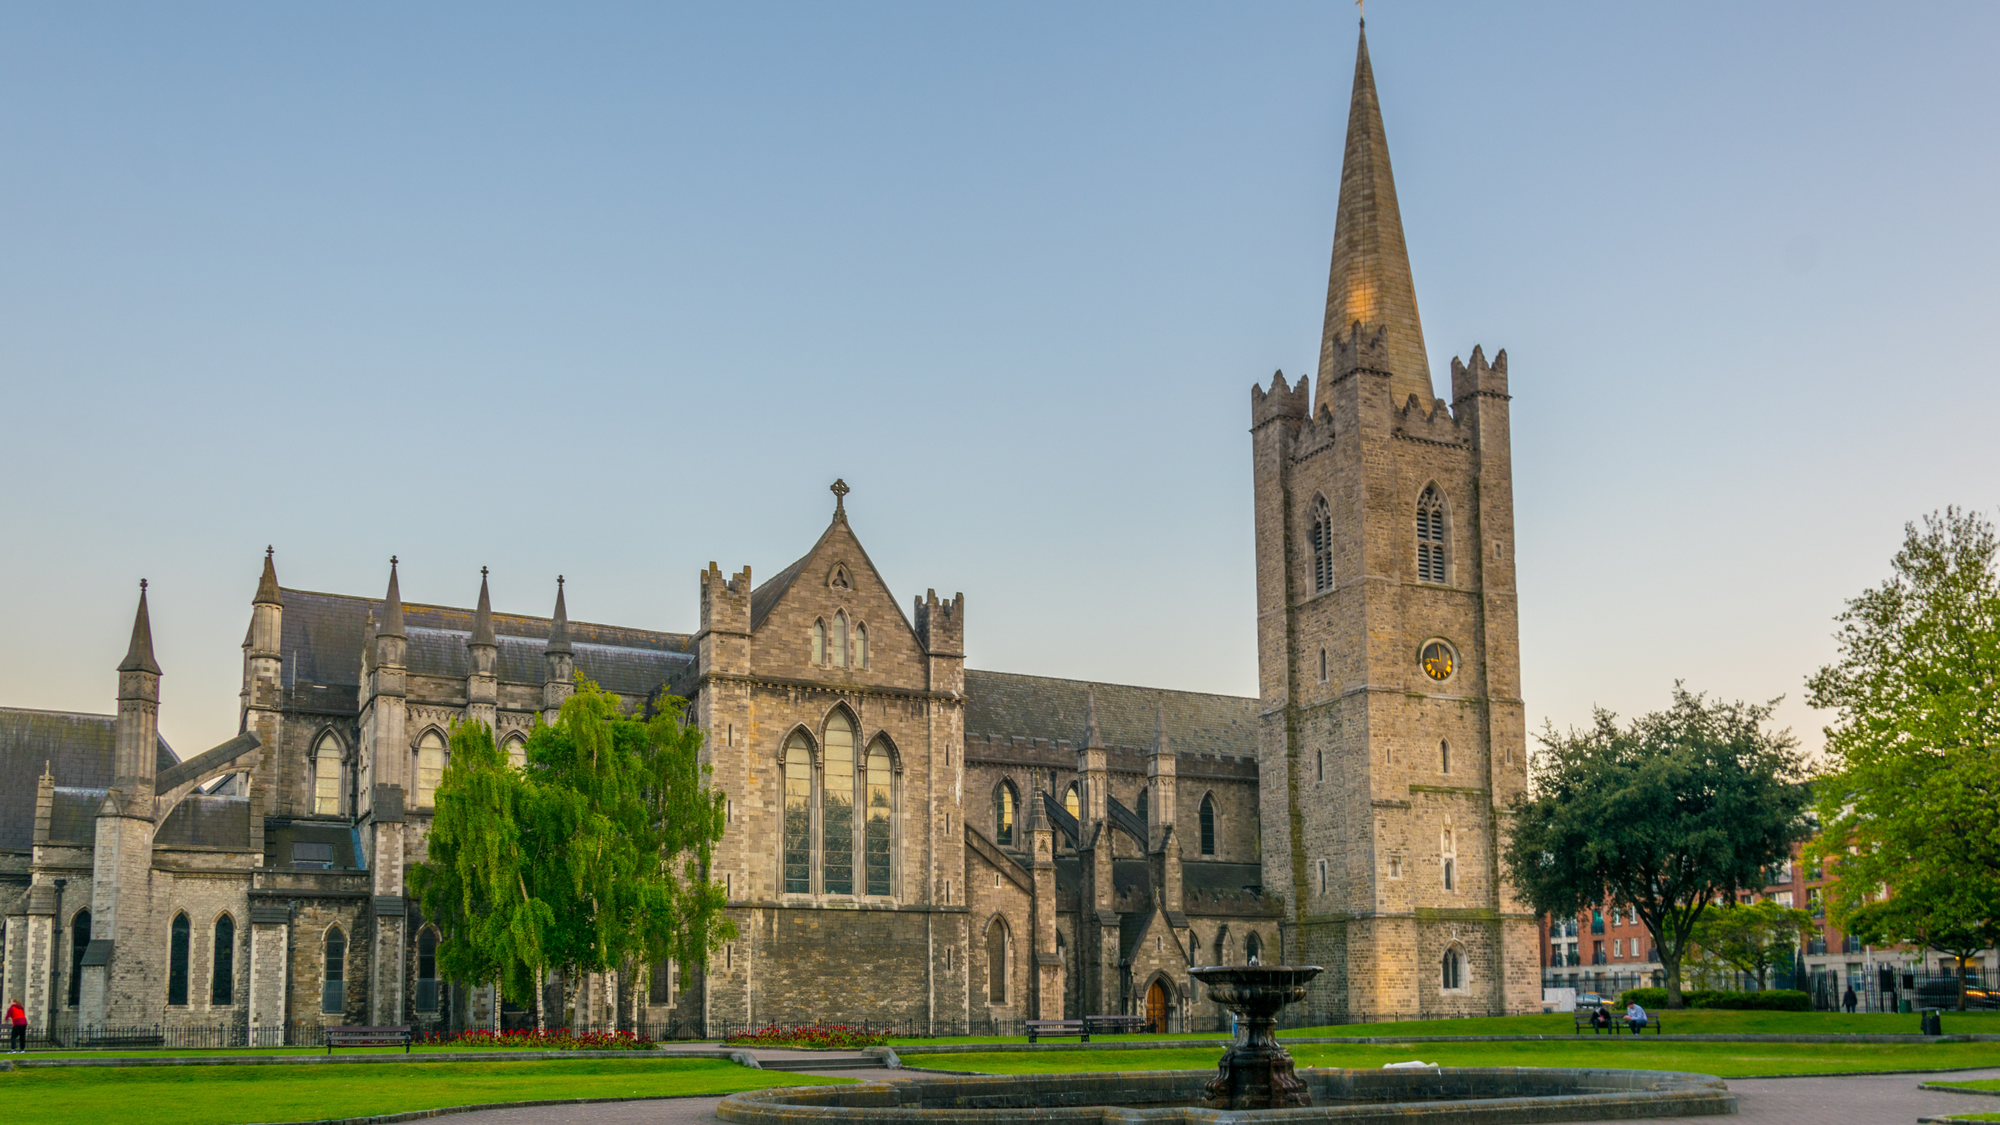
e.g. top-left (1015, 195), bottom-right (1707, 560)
top-left (1591, 1007), bottom-right (1611, 1032)
top-left (1624, 1002), bottom-right (1648, 1032)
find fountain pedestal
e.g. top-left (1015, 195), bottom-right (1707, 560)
top-left (1188, 965), bottom-right (1323, 1111)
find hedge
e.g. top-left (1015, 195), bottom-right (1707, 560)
top-left (1615, 987), bottom-right (1810, 1011)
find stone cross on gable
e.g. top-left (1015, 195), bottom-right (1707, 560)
top-left (831, 478), bottom-right (850, 519)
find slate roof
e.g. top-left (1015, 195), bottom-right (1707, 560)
top-left (155, 794), bottom-right (252, 849)
top-left (277, 589), bottom-right (694, 698)
top-left (962, 670), bottom-right (1258, 757)
top-left (749, 554), bottom-right (812, 632)
top-left (0, 708), bottom-right (177, 851)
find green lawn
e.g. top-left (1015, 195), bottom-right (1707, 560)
top-left (886, 1008), bottom-right (2000, 1046)
top-left (1934, 1079), bottom-right (2000, 1091)
top-left (0, 1057), bottom-right (850, 1125)
top-left (905, 1039), bottom-right (2000, 1078)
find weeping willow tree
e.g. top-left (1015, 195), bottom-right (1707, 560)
top-left (411, 681), bottom-right (733, 1028)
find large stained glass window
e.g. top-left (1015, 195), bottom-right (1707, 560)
top-left (822, 714), bottom-right (855, 895)
top-left (865, 739), bottom-right (893, 896)
top-left (783, 734), bottom-right (813, 894)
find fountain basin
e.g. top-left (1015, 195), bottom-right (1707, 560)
top-left (715, 1066), bottom-right (1737, 1123)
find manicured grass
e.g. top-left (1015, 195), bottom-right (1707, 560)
top-left (0, 1057), bottom-right (850, 1125)
top-left (1932, 1116), bottom-right (2000, 1123)
top-left (906, 1039), bottom-right (2000, 1078)
top-left (20, 1041), bottom-right (700, 1060)
top-left (1935, 1079), bottom-right (2000, 1091)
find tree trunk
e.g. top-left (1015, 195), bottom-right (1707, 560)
top-left (1661, 949), bottom-right (1684, 1009)
top-left (535, 965), bottom-right (547, 1034)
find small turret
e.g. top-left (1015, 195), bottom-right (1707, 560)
top-left (373, 557), bottom-right (406, 689)
top-left (543, 576), bottom-right (575, 722)
top-left (244, 547), bottom-right (284, 716)
top-left (467, 568), bottom-right (498, 729)
top-left (115, 580), bottom-right (162, 791)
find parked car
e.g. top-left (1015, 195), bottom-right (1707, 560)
top-left (1915, 980), bottom-right (2000, 1010)
top-left (1575, 992), bottom-right (1614, 1010)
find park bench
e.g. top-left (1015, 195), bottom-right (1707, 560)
top-left (1026, 1019), bottom-right (1088, 1043)
top-left (325, 1025), bottom-right (413, 1054)
top-left (1572, 1010), bottom-right (1662, 1035)
top-left (1084, 1014), bottom-right (1150, 1036)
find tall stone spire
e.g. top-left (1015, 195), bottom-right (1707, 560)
top-left (1318, 22), bottom-right (1433, 409)
top-left (470, 567), bottom-right (496, 647)
top-left (118, 580), bottom-right (162, 675)
top-left (253, 546), bottom-right (283, 607)
top-left (378, 557), bottom-right (405, 638)
top-left (546, 575), bottom-right (572, 655)
top-left (543, 576), bottom-right (575, 722)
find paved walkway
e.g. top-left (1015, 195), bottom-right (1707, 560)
top-left (441, 1066), bottom-right (2000, 1125)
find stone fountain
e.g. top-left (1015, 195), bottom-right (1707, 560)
top-left (715, 963), bottom-right (1738, 1123)
top-left (1190, 964), bottom-right (1322, 1109)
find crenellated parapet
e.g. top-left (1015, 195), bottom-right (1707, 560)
top-left (1321, 320), bottom-right (1394, 381)
top-left (700, 562), bottom-right (752, 636)
top-left (1449, 345), bottom-right (1509, 404)
top-left (914, 588), bottom-right (964, 658)
top-left (1249, 369), bottom-right (1309, 430)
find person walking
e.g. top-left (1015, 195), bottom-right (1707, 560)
top-left (6, 998), bottom-right (26, 1053)
top-left (1843, 986), bottom-right (1858, 1013)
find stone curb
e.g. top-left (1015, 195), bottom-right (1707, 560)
top-left (4, 1049), bottom-right (744, 1069)
top-left (234, 1091), bottom-right (756, 1125)
top-left (894, 1032), bottom-right (1996, 1054)
top-left (1920, 1082), bottom-right (2000, 1096)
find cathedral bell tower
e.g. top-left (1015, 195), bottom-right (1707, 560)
top-left (1250, 21), bottom-right (1537, 1023)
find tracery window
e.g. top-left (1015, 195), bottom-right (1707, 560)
top-left (1199, 794), bottom-right (1217, 856)
top-left (313, 733), bottom-right (343, 816)
top-left (1416, 485), bottom-right (1448, 583)
top-left (994, 781), bottom-right (1018, 847)
top-left (781, 717), bottom-right (897, 898)
top-left (822, 713), bottom-right (855, 895)
top-left (167, 913), bottom-right (190, 1006)
top-left (1310, 495), bottom-right (1334, 594)
top-left (864, 738), bottom-right (894, 896)
top-left (502, 734), bottom-right (527, 769)
top-left (1442, 947), bottom-right (1464, 991)
top-left (782, 733), bottom-right (813, 894)
top-left (322, 927), bottom-right (346, 1014)
top-left (415, 729), bottom-right (446, 807)
top-left (212, 914), bottom-right (235, 1006)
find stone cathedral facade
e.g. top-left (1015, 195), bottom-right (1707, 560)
top-left (0, 25), bottom-right (1537, 1040)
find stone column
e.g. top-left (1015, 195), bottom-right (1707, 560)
top-left (248, 904), bottom-right (290, 1046)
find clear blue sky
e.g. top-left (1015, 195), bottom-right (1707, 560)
top-left (3, 2), bottom-right (1996, 761)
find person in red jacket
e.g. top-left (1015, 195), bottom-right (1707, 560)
top-left (6, 998), bottom-right (25, 1054)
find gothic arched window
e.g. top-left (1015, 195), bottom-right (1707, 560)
top-left (416, 927), bottom-right (440, 1012)
top-left (1310, 495), bottom-right (1334, 594)
top-left (994, 781), bottom-right (1018, 847)
top-left (1416, 485), bottom-right (1448, 584)
top-left (415, 729), bottom-right (446, 807)
top-left (313, 733), bottom-right (343, 816)
top-left (68, 910), bottom-right (90, 1007)
top-left (1442, 824), bottom-right (1458, 892)
top-left (812, 619), bottom-right (826, 665)
top-left (1199, 794), bottom-right (1217, 856)
top-left (822, 713), bottom-right (855, 894)
top-left (833, 612), bottom-right (849, 669)
top-left (502, 733), bottom-right (527, 769)
top-left (986, 917), bottom-right (1008, 1004)
top-left (212, 914), bottom-right (235, 1006)
top-left (1244, 932), bottom-right (1262, 965)
top-left (864, 738), bottom-right (894, 896)
top-left (322, 927), bottom-right (346, 1013)
top-left (167, 913), bottom-right (190, 1006)
top-left (782, 732), bottom-right (813, 894)
top-left (1063, 784), bottom-right (1080, 823)
top-left (1442, 946), bottom-right (1465, 991)
top-left (855, 623), bottom-right (868, 670)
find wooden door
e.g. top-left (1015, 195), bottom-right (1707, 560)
top-left (1145, 980), bottom-right (1169, 1034)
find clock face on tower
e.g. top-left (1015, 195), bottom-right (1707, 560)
top-left (1421, 641), bottom-right (1455, 682)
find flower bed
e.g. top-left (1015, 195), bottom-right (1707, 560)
top-left (724, 1024), bottom-right (888, 1049)
top-left (418, 1028), bottom-right (656, 1050)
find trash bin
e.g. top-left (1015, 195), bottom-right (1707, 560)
top-left (1899, 998), bottom-right (1912, 1014)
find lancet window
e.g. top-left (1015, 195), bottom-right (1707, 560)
top-left (1310, 495), bottom-right (1334, 594)
top-left (1416, 485), bottom-right (1448, 583)
top-left (313, 733), bottom-right (343, 816)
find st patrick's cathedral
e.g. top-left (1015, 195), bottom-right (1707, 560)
top-left (0, 26), bottom-right (1539, 1041)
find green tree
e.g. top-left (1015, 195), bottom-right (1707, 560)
top-left (410, 681), bottom-right (734, 1028)
top-left (1689, 899), bottom-right (1813, 991)
top-left (1502, 687), bottom-right (1813, 1009)
top-left (1805, 508), bottom-right (2000, 1012)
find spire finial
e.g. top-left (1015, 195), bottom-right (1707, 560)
top-left (119, 579), bottom-right (162, 675)
top-left (547, 574), bottom-right (572, 655)
top-left (1355, 0), bottom-right (1363, 24)
top-left (471, 566), bottom-right (496, 647)
top-left (254, 545), bottom-right (283, 606)
top-left (379, 556), bottom-right (405, 638)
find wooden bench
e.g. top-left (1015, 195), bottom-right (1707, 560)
top-left (1572, 1010), bottom-right (1663, 1035)
top-left (1084, 1014), bottom-right (1150, 1037)
top-left (325, 1025), bottom-right (413, 1054)
top-left (1026, 1019), bottom-right (1087, 1043)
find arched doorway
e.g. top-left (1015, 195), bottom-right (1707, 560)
top-left (1145, 979), bottom-right (1170, 1034)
